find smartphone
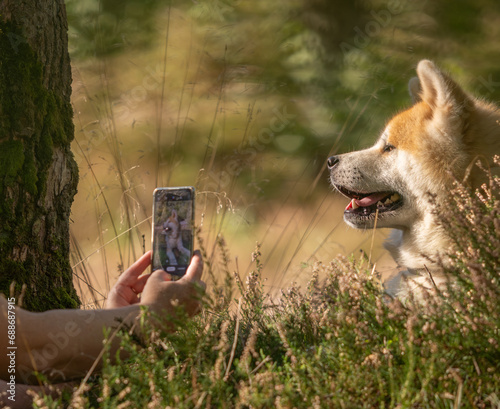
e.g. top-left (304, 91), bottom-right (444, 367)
top-left (151, 187), bottom-right (195, 278)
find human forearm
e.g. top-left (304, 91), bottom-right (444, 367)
top-left (0, 251), bottom-right (205, 386)
top-left (14, 305), bottom-right (141, 384)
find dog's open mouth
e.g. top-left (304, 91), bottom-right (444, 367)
top-left (335, 186), bottom-right (404, 217)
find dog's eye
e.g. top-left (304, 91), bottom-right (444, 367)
top-left (383, 144), bottom-right (396, 153)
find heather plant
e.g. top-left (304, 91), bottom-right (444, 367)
top-left (35, 170), bottom-right (499, 408)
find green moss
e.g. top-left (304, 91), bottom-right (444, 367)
top-left (22, 148), bottom-right (38, 196)
top-left (44, 94), bottom-right (67, 146)
top-left (0, 22), bottom-right (45, 201)
top-left (0, 255), bottom-right (79, 311)
top-left (0, 259), bottom-right (26, 290)
top-left (51, 286), bottom-right (80, 310)
top-left (0, 21), bottom-right (75, 195)
top-left (0, 19), bottom-right (80, 311)
top-left (0, 140), bottom-right (24, 200)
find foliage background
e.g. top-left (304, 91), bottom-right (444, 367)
top-left (65, 0), bottom-right (500, 305)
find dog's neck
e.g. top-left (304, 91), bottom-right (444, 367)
top-left (385, 216), bottom-right (451, 273)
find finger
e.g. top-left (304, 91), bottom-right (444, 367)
top-left (131, 273), bottom-right (150, 294)
top-left (128, 295), bottom-right (141, 305)
top-left (117, 251), bottom-right (152, 284)
top-left (182, 250), bottom-right (203, 282)
top-left (149, 269), bottom-right (172, 284)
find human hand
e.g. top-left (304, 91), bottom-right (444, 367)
top-left (140, 250), bottom-right (206, 320)
top-left (105, 251), bottom-right (152, 309)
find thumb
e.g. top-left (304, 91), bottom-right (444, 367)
top-left (183, 250), bottom-right (203, 282)
top-left (149, 270), bottom-right (172, 284)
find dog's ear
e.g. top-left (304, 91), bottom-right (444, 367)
top-left (415, 60), bottom-right (472, 138)
top-left (416, 59), bottom-right (471, 113)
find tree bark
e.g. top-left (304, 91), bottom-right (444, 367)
top-left (0, 0), bottom-right (80, 311)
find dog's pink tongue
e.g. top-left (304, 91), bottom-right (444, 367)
top-left (355, 192), bottom-right (388, 207)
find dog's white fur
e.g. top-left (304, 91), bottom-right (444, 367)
top-left (329, 60), bottom-right (500, 300)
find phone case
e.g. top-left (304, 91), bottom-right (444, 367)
top-left (151, 187), bottom-right (195, 278)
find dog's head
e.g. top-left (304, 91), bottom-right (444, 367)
top-left (329, 60), bottom-right (496, 230)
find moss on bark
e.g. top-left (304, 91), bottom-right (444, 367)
top-left (0, 15), bottom-right (80, 311)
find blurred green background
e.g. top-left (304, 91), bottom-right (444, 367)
top-left (66, 0), bottom-right (500, 305)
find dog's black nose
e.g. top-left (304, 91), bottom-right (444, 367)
top-left (327, 156), bottom-right (339, 169)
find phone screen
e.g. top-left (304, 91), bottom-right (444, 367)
top-left (151, 187), bottom-right (194, 278)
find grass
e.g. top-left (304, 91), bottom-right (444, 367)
top-left (35, 170), bottom-right (499, 408)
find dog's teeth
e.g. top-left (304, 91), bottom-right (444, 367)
top-left (377, 201), bottom-right (384, 208)
top-left (390, 193), bottom-right (400, 202)
top-left (351, 199), bottom-right (359, 209)
top-left (384, 198), bottom-right (393, 205)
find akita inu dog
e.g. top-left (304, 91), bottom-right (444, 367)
top-left (328, 60), bottom-right (500, 300)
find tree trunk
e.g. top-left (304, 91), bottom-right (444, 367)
top-left (0, 0), bottom-right (80, 311)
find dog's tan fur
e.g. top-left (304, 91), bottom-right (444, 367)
top-left (329, 60), bottom-right (500, 300)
